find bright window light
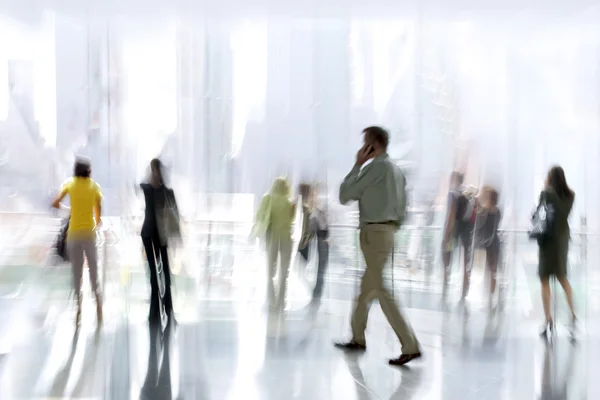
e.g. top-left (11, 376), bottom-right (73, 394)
top-left (230, 21), bottom-right (267, 158)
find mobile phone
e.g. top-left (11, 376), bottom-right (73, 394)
top-left (367, 145), bottom-right (375, 155)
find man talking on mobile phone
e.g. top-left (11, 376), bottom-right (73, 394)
top-left (334, 126), bottom-right (421, 366)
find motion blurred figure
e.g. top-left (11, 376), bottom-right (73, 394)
top-left (52, 157), bottom-right (103, 327)
top-left (140, 159), bottom-right (178, 323)
top-left (442, 171), bottom-right (476, 301)
top-left (537, 166), bottom-right (576, 338)
top-left (298, 183), bottom-right (330, 308)
top-left (474, 186), bottom-right (502, 309)
top-left (335, 126), bottom-right (421, 366)
top-left (254, 177), bottom-right (297, 311)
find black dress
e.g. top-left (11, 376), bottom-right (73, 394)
top-left (140, 183), bottom-right (174, 321)
top-left (538, 189), bottom-right (574, 279)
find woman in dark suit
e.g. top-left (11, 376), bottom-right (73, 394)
top-left (140, 158), bottom-right (178, 323)
top-left (538, 166), bottom-right (576, 337)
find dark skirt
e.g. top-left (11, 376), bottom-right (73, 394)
top-left (538, 233), bottom-right (569, 279)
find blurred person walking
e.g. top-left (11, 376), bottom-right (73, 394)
top-left (297, 183), bottom-right (330, 308)
top-left (442, 171), bottom-right (476, 302)
top-left (252, 177), bottom-right (297, 312)
top-left (334, 126), bottom-right (421, 366)
top-left (535, 166), bottom-right (576, 338)
top-left (140, 158), bottom-right (180, 324)
top-left (474, 186), bottom-right (502, 309)
top-left (51, 157), bottom-right (103, 327)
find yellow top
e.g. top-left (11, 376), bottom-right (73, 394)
top-left (59, 177), bottom-right (102, 238)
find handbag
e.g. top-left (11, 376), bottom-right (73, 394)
top-left (529, 192), bottom-right (555, 245)
top-left (53, 216), bottom-right (70, 262)
top-left (156, 189), bottom-right (181, 246)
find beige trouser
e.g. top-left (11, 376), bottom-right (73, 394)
top-left (351, 224), bottom-right (420, 354)
top-left (67, 236), bottom-right (101, 301)
top-left (266, 231), bottom-right (293, 309)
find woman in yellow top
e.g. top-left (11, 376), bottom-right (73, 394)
top-left (52, 157), bottom-right (103, 327)
top-left (254, 177), bottom-right (297, 311)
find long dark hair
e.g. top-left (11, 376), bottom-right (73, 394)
top-left (150, 158), bottom-right (165, 187)
top-left (546, 165), bottom-right (574, 200)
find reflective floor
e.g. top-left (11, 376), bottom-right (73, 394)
top-left (1, 219), bottom-right (599, 399)
top-left (0, 284), bottom-right (598, 399)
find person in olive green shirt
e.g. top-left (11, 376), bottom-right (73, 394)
top-left (334, 126), bottom-right (421, 367)
top-left (253, 177), bottom-right (297, 311)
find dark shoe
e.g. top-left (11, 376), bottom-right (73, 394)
top-left (334, 340), bottom-right (366, 351)
top-left (389, 352), bottom-right (422, 366)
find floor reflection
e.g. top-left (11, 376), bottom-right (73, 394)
top-left (140, 321), bottom-right (174, 400)
top-left (0, 295), bottom-right (599, 399)
top-left (342, 351), bottom-right (425, 400)
top-left (39, 326), bottom-right (103, 399)
top-left (539, 342), bottom-right (578, 400)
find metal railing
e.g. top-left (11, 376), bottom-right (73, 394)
top-left (0, 215), bottom-right (597, 312)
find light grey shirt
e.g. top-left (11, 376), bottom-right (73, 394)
top-left (311, 195), bottom-right (328, 230)
top-left (339, 153), bottom-right (406, 229)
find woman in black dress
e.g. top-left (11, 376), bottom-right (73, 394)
top-left (538, 166), bottom-right (576, 337)
top-left (140, 158), bottom-right (177, 323)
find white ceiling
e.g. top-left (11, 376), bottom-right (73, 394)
top-left (2, 0), bottom-right (600, 19)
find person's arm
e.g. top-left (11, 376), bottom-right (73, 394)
top-left (339, 162), bottom-right (382, 205)
top-left (397, 171), bottom-right (407, 224)
top-left (255, 194), bottom-right (270, 223)
top-left (442, 193), bottom-right (456, 244)
top-left (94, 184), bottom-right (103, 227)
top-left (291, 201), bottom-right (297, 220)
top-left (495, 210), bottom-right (502, 231)
top-left (51, 181), bottom-right (69, 209)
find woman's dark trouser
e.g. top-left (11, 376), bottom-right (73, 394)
top-left (312, 230), bottom-right (330, 300)
top-left (142, 235), bottom-right (173, 321)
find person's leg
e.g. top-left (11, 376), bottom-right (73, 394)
top-left (158, 241), bottom-right (174, 315)
top-left (296, 239), bottom-right (313, 291)
top-left (486, 246), bottom-right (499, 307)
top-left (540, 277), bottom-right (552, 323)
top-left (461, 232), bottom-right (473, 299)
top-left (442, 250), bottom-right (452, 296)
top-left (67, 239), bottom-right (85, 326)
top-left (82, 237), bottom-right (102, 322)
top-left (265, 233), bottom-right (278, 307)
top-left (348, 231), bottom-right (375, 347)
top-left (277, 235), bottom-right (293, 311)
top-left (557, 276), bottom-right (576, 319)
top-left (442, 231), bottom-right (456, 299)
top-left (142, 236), bottom-right (160, 321)
top-left (312, 232), bottom-right (329, 301)
top-left (363, 225), bottom-right (420, 355)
